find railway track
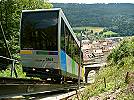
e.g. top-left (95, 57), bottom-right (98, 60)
top-left (0, 77), bottom-right (46, 84)
top-left (0, 77), bottom-right (83, 99)
top-left (0, 89), bottom-right (83, 100)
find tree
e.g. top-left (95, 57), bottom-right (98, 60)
top-left (107, 37), bottom-right (134, 64)
top-left (110, 16), bottom-right (134, 36)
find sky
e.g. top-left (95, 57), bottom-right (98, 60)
top-left (49, 0), bottom-right (134, 4)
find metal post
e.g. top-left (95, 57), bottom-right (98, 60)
top-left (83, 66), bottom-right (86, 83)
top-left (11, 60), bottom-right (18, 78)
top-left (0, 22), bottom-right (12, 58)
top-left (78, 31), bottom-right (82, 89)
top-left (11, 60), bottom-right (15, 77)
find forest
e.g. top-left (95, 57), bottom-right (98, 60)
top-left (53, 3), bottom-right (134, 36)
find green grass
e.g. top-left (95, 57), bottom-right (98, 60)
top-left (73, 26), bottom-right (104, 33)
top-left (0, 64), bottom-right (26, 78)
top-left (103, 31), bottom-right (118, 36)
top-left (80, 58), bottom-right (134, 99)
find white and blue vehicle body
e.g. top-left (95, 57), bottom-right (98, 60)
top-left (20, 8), bottom-right (84, 82)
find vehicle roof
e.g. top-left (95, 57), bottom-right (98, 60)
top-left (22, 8), bottom-right (61, 12)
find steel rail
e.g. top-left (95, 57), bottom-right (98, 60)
top-left (0, 56), bottom-right (18, 62)
top-left (0, 83), bottom-right (78, 99)
top-left (0, 77), bottom-right (80, 99)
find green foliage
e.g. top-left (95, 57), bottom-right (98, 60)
top-left (107, 37), bottom-right (134, 64)
top-left (53, 3), bottom-right (134, 36)
top-left (0, 63), bottom-right (26, 78)
top-left (73, 26), bottom-right (104, 33)
top-left (74, 26), bottom-right (105, 41)
top-left (110, 15), bottom-right (134, 36)
top-left (103, 31), bottom-right (118, 37)
top-left (80, 37), bottom-right (134, 99)
top-left (117, 90), bottom-right (134, 100)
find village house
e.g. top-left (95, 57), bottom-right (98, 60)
top-left (82, 38), bottom-right (119, 65)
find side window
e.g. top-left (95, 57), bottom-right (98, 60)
top-left (73, 41), bottom-right (80, 64)
top-left (65, 25), bottom-right (73, 58)
top-left (61, 18), bottom-right (65, 51)
top-left (65, 26), bottom-right (70, 55)
top-left (63, 21), bottom-right (82, 65)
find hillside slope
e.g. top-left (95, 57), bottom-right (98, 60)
top-left (80, 37), bottom-right (134, 99)
top-left (53, 3), bottom-right (134, 36)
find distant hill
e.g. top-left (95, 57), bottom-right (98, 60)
top-left (53, 3), bottom-right (134, 36)
top-left (53, 3), bottom-right (134, 27)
